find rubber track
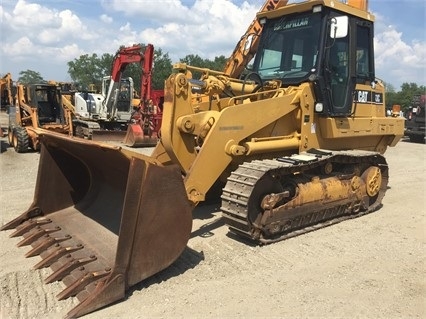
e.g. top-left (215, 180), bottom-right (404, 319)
top-left (221, 149), bottom-right (388, 244)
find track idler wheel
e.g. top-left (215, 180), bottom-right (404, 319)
top-left (362, 166), bottom-right (382, 197)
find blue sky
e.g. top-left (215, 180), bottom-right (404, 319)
top-left (0, 0), bottom-right (425, 90)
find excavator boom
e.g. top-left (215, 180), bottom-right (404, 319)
top-left (223, 0), bottom-right (288, 78)
top-left (95, 43), bottom-right (161, 146)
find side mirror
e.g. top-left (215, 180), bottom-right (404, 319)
top-left (330, 16), bottom-right (348, 38)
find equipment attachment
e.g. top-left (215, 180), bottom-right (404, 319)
top-left (123, 123), bottom-right (158, 147)
top-left (1, 132), bottom-right (193, 318)
top-left (90, 130), bottom-right (127, 142)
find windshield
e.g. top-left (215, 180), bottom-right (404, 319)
top-left (253, 12), bottom-right (322, 82)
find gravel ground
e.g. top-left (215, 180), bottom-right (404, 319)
top-left (0, 110), bottom-right (425, 319)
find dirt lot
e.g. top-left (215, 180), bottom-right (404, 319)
top-left (0, 111), bottom-right (425, 319)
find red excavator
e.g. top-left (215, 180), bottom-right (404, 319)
top-left (72, 44), bottom-right (162, 144)
top-left (122, 44), bottom-right (163, 147)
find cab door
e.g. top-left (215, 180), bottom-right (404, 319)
top-left (325, 16), bottom-right (355, 116)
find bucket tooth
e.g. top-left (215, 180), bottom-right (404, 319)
top-left (45, 255), bottom-right (97, 284)
top-left (34, 244), bottom-right (84, 269)
top-left (0, 207), bottom-right (43, 231)
top-left (57, 269), bottom-right (111, 300)
top-left (64, 273), bottom-right (126, 319)
top-left (17, 226), bottom-right (61, 247)
top-left (25, 235), bottom-right (72, 257)
top-left (10, 217), bottom-right (52, 237)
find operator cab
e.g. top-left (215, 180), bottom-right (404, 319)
top-left (31, 84), bottom-right (64, 125)
top-left (251, 2), bottom-right (376, 117)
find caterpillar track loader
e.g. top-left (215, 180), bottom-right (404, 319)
top-left (1, 0), bottom-right (404, 317)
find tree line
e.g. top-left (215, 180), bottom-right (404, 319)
top-left (16, 44), bottom-right (228, 91)
top-left (13, 43), bottom-right (425, 113)
top-left (384, 83), bottom-right (425, 113)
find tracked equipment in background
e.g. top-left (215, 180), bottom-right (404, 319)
top-left (70, 44), bottom-right (162, 144)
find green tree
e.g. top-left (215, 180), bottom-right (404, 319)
top-left (152, 48), bottom-right (173, 90)
top-left (398, 83), bottom-right (425, 110)
top-left (179, 54), bottom-right (227, 71)
top-left (180, 54), bottom-right (205, 67)
top-left (210, 55), bottom-right (227, 72)
top-left (17, 69), bottom-right (45, 84)
top-left (119, 46), bottom-right (173, 91)
top-left (386, 82), bottom-right (426, 113)
top-left (67, 53), bottom-right (112, 91)
top-left (179, 54), bottom-right (227, 78)
top-left (384, 81), bottom-right (398, 110)
top-left (67, 45), bottom-right (173, 92)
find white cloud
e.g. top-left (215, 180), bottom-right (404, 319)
top-left (0, 0), bottom-right (99, 77)
top-left (127, 0), bottom-right (259, 61)
top-left (100, 14), bottom-right (113, 24)
top-left (0, 6), bottom-right (5, 23)
top-left (2, 36), bottom-right (36, 56)
top-left (374, 25), bottom-right (426, 86)
top-left (0, 0), bottom-right (424, 87)
top-left (11, 0), bottom-right (61, 29)
top-left (59, 10), bottom-right (96, 40)
top-left (371, 10), bottom-right (426, 87)
top-left (56, 44), bottom-right (87, 63)
top-left (104, 0), bottom-right (191, 23)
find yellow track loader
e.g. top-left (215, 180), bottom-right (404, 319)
top-left (1, 0), bottom-right (405, 317)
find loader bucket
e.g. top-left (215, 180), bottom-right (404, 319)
top-left (1, 132), bottom-right (193, 318)
top-left (90, 129), bottom-right (127, 142)
top-left (123, 123), bottom-right (159, 147)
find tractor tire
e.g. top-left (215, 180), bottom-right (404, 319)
top-left (12, 126), bottom-right (30, 153)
